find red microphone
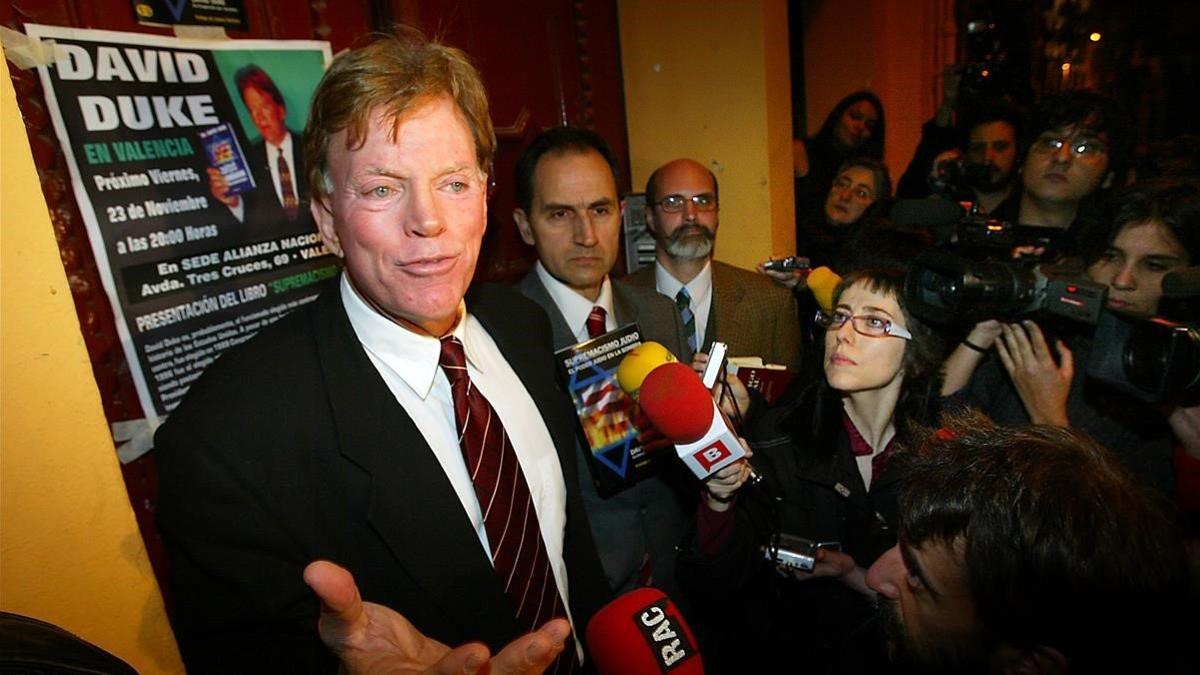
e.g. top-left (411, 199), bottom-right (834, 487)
top-left (585, 588), bottom-right (704, 674)
top-left (638, 362), bottom-right (747, 479)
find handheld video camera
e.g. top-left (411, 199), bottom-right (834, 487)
top-left (904, 250), bottom-right (1107, 327)
top-left (889, 199), bottom-right (1068, 262)
top-left (1084, 268), bottom-right (1200, 403)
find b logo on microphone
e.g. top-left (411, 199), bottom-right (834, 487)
top-left (692, 440), bottom-right (733, 473)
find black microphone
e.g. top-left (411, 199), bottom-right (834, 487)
top-left (1161, 267), bottom-right (1200, 298)
top-left (888, 198), bottom-right (965, 227)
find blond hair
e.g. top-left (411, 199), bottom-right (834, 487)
top-left (303, 27), bottom-right (496, 199)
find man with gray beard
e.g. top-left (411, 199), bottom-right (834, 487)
top-left (626, 158), bottom-right (801, 369)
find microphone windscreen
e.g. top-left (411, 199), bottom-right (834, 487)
top-left (1162, 266), bottom-right (1200, 298)
top-left (807, 266), bottom-right (842, 313)
top-left (638, 363), bottom-right (713, 443)
top-left (617, 341), bottom-right (678, 397)
top-left (585, 587), bottom-right (704, 675)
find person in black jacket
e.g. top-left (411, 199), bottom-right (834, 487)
top-left (679, 267), bottom-right (945, 674)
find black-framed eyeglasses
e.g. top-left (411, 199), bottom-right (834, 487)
top-left (655, 193), bottom-right (717, 213)
top-left (815, 310), bottom-right (912, 340)
top-left (1030, 135), bottom-right (1108, 158)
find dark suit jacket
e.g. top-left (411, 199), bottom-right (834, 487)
top-left (514, 272), bottom-right (697, 605)
top-left (239, 129), bottom-right (313, 242)
top-left (625, 259), bottom-right (802, 369)
top-left (155, 281), bottom-right (609, 674)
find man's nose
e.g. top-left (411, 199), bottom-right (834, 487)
top-left (865, 545), bottom-right (903, 599)
top-left (574, 216), bottom-right (598, 246)
top-left (404, 185), bottom-right (444, 237)
top-left (682, 199), bottom-right (699, 220)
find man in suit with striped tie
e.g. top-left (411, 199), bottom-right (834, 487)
top-left (157, 29), bottom-right (608, 675)
top-left (509, 126), bottom-right (695, 613)
top-left (626, 158), bottom-right (802, 370)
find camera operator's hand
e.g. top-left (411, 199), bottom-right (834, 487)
top-left (930, 148), bottom-right (964, 184)
top-left (941, 320), bottom-right (1003, 396)
top-left (702, 442), bottom-right (754, 513)
top-left (995, 321), bottom-right (1072, 427)
top-left (757, 260), bottom-right (806, 290)
top-left (1168, 403), bottom-right (1200, 459)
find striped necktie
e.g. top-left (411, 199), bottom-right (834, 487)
top-left (276, 151), bottom-right (299, 220)
top-left (675, 287), bottom-right (698, 352)
top-left (586, 306), bottom-right (607, 339)
top-left (438, 337), bottom-right (571, 644)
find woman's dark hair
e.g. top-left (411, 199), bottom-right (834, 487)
top-left (828, 267), bottom-right (946, 425)
top-left (1088, 178), bottom-right (1200, 266)
top-left (811, 90), bottom-right (885, 160)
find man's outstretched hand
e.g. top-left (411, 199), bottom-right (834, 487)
top-left (303, 560), bottom-right (571, 675)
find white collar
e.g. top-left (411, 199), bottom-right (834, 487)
top-left (655, 259), bottom-right (713, 305)
top-left (340, 273), bottom-right (475, 399)
top-left (534, 261), bottom-right (614, 334)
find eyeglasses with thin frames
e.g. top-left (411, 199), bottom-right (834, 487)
top-left (1029, 134), bottom-right (1108, 159)
top-left (655, 193), bottom-right (717, 213)
top-left (815, 310), bottom-right (912, 340)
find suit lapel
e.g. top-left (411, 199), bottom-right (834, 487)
top-left (708, 262), bottom-right (745, 353)
top-left (515, 271), bottom-right (577, 350)
top-left (611, 281), bottom-right (638, 328)
top-left (311, 288), bottom-right (517, 641)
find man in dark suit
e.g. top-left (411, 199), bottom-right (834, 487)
top-left (510, 126), bottom-right (695, 608)
top-left (157, 31), bottom-right (608, 674)
top-left (625, 158), bottom-right (802, 369)
top-left (207, 64), bottom-right (312, 242)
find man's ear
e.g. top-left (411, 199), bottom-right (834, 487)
top-left (311, 196), bottom-right (343, 258)
top-left (513, 208), bottom-right (536, 246)
top-left (998, 645), bottom-right (1068, 675)
top-left (643, 205), bottom-right (659, 237)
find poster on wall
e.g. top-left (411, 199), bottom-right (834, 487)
top-left (132, 0), bottom-right (249, 31)
top-left (26, 24), bottom-right (333, 419)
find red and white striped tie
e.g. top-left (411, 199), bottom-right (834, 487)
top-left (586, 306), bottom-right (607, 339)
top-left (438, 336), bottom-right (576, 672)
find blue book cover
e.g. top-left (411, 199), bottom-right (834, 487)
top-left (199, 122), bottom-right (256, 196)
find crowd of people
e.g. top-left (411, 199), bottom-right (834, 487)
top-left (151, 28), bottom-right (1197, 675)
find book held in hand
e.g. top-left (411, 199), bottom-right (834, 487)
top-left (557, 324), bottom-right (663, 496)
top-left (199, 122), bottom-right (256, 196)
top-left (727, 356), bottom-right (796, 406)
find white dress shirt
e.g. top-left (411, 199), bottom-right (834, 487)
top-left (534, 261), bottom-right (616, 342)
top-left (339, 274), bottom-right (578, 645)
top-left (654, 259), bottom-right (713, 348)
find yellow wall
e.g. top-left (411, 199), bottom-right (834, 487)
top-left (0, 58), bottom-right (184, 673)
top-left (619, 0), bottom-right (796, 268)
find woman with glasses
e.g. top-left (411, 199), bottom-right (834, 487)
top-left (678, 267), bottom-right (944, 673)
